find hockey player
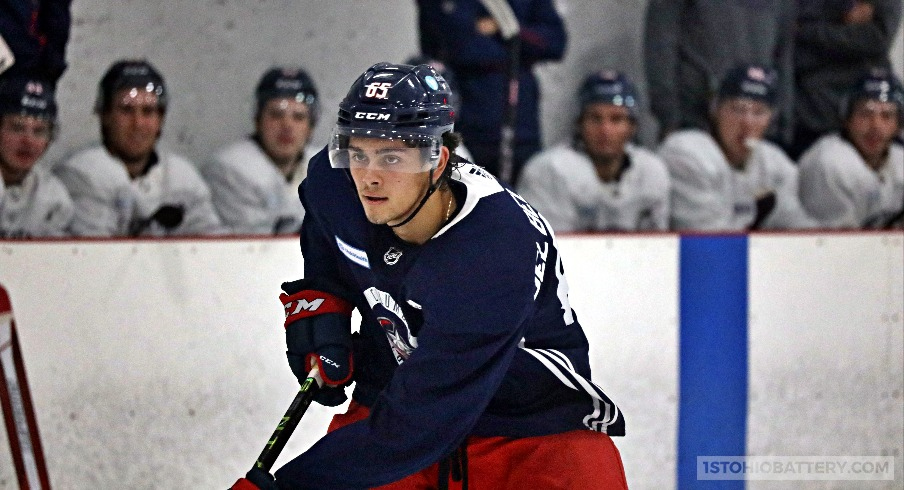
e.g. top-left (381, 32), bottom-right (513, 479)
top-left (659, 64), bottom-right (818, 231)
top-left (0, 76), bottom-right (73, 238)
top-left (201, 67), bottom-right (319, 235)
top-left (798, 68), bottom-right (904, 229)
top-left (54, 59), bottom-right (223, 237)
top-left (232, 62), bottom-right (627, 489)
top-left (517, 70), bottom-right (670, 232)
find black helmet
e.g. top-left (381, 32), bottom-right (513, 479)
top-left (578, 70), bottom-right (638, 118)
top-left (841, 67), bottom-right (904, 121)
top-left (0, 76), bottom-right (57, 120)
top-left (95, 59), bottom-right (167, 113)
top-left (329, 62), bottom-right (455, 172)
top-left (255, 66), bottom-right (319, 122)
top-left (716, 64), bottom-right (778, 106)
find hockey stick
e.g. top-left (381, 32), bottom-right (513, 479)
top-left (253, 367), bottom-right (323, 473)
top-left (479, 0), bottom-right (521, 184)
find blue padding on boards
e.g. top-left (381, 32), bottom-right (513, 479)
top-left (677, 235), bottom-right (748, 489)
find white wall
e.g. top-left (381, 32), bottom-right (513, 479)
top-left (39, 2), bottom-right (904, 172)
top-left (42, 0), bottom-right (659, 170)
top-left (0, 233), bottom-right (901, 489)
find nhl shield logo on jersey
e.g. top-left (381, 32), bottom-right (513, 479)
top-left (384, 247), bottom-right (403, 265)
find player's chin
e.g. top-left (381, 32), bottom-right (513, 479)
top-left (365, 212), bottom-right (391, 225)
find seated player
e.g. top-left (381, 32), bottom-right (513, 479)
top-left (0, 76), bottom-right (73, 238)
top-left (54, 59), bottom-right (223, 237)
top-left (517, 71), bottom-right (670, 232)
top-left (202, 67), bottom-right (319, 235)
top-left (798, 68), bottom-right (904, 229)
top-left (659, 64), bottom-right (818, 231)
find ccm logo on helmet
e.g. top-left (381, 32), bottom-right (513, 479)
top-left (355, 112), bottom-right (391, 121)
top-left (284, 297), bottom-right (325, 318)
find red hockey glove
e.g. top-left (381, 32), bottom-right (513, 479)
top-left (231, 467), bottom-right (279, 490)
top-left (280, 278), bottom-right (356, 407)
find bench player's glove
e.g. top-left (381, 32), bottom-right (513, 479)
top-left (280, 278), bottom-right (355, 407)
top-left (750, 191), bottom-right (776, 230)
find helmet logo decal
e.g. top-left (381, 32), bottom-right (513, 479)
top-left (364, 82), bottom-right (392, 99)
top-left (25, 82), bottom-right (44, 95)
top-left (355, 112), bottom-right (391, 121)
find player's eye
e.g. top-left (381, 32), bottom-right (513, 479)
top-left (381, 154), bottom-right (401, 166)
top-left (349, 151), bottom-right (369, 166)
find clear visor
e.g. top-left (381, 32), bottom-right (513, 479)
top-left (328, 126), bottom-right (442, 173)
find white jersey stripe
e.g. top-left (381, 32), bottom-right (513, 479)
top-left (522, 347), bottom-right (620, 432)
top-left (522, 348), bottom-right (578, 390)
top-left (536, 347), bottom-right (575, 372)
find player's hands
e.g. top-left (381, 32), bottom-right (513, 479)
top-left (231, 467), bottom-right (278, 490)
top-left (281, 278), bottom-right (356, 407)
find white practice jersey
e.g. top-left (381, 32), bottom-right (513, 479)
top-left (201, 138), bottom-right (311, 235)
top-left (659, 129), bottom-right (818, 231)
top-left (517, 143), bottom-right (671, 232)
top-left (799, 134), bottom-right (904, 229)
top-left (0, 166), bottom-right (74, 238)
top-left (54, 144), bottom-right (225, 237)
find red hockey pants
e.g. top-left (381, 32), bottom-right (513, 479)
top-left (328, 401), bottom-right (629, 490)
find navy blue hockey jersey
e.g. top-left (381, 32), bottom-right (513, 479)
top-left (275, 148), bottom-right (624, 488)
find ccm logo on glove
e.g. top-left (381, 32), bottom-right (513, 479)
top-left (280, 290), bottom-right (354, 328)
top-left (319, 355), bottom-right (340, 369)
top-left (284, 297), bottom-right (324, 316)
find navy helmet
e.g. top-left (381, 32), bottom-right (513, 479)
top-left (95, 59), bottom-right (167, 113)
top-left (0, 76), bottom-right (57, 121)
top-left (578, 70), bottom-right (638, 118)
top-left (329, 62), bottom-right (455, 172)
top-left (404, 55), bottom-right (461, 112)
top-left (842, 67), bottom-right (904, 121)
top-left (716, 64), bottom-right (778, 106)
top-left (255, 66), bottom-right (319, 122)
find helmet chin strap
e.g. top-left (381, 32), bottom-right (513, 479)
top-left (389, 168), bottom-right (440, 228)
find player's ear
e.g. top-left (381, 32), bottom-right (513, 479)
top-left (436, 145), bottom-right (451, 174)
